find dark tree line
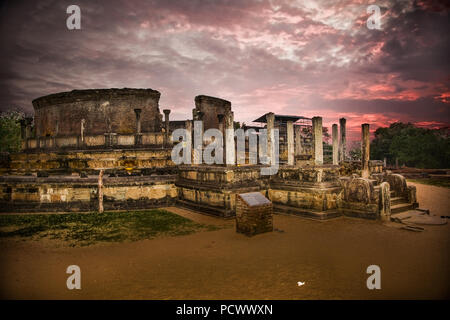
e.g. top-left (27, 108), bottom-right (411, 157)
top-left (370, 122), bottom-right (449, 169)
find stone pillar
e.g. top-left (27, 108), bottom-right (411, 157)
top-left (134, 109), bottom-right (142, 133)
top-left (225, 110), bottom-right (235, 165)
top-left (163, 109), bottom-right (171, 146)
top-left (193, 120), bottom-right (203, 165)
top-left (361, 123), bottom-right (370, 179)
top-left (294, 125), bottom-right (302, 157)
top-left (134, 109), bottom-right (142, 145)
top-left (332, 123), bottom-right (338, 165)
top-left (80, 119), bottom-right (86, 143)
top-left (266, 112), bottom-right (275, 165)
top-left (185, 120), bottom-right (193, 164)
top-left (339, 118), bottom-right (346, 162)
top-left (379, 182), bottom-right (391, 221)
top-left (98, 169), bottom-right (104, 214)
top-left (287, 121), bottom-right (294, 165)
top-left (312, 116), bottom-right (323, 165)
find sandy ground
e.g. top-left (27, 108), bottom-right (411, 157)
top-left (0, 182), bottom-right (449, 299)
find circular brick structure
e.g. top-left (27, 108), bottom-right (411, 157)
top-left (32, 88), bottom-right (163, 137)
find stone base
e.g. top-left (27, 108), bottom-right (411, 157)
top-left (176, 165), bottom-right (269, 218)
top-left (274, 203), bottom-right (341, 220)
top-left (0, 175), bottom-right (177, 213)
top-left (176, 199), bottom-right (235, 219)
top-left (2, 147), bottom-right (175, 176)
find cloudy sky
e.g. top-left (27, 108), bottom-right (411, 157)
top-left (0, 0), bottom-right (449, 141)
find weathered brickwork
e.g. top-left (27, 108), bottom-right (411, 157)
top-left (0, 175), bottom-right (177, 213)
top-left (236, 192), bottom-right (273, 236)
top-left (32, 88), bottom-right (162, 137)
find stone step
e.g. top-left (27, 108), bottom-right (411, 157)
top-left (391, 203), bottom-right (414, 214)
top-left (390, 196), bottom-right (406, 205)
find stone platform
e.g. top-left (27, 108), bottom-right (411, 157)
top-left (176, 165), bottom-right (269, 218)
top-left (0, 174), bottom-right (177, 213)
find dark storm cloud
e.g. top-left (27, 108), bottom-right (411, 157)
top-left (0, 0), bottom-right (448, 140)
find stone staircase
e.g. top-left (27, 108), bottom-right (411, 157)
top-left (390, 190), bottom-right (414, 214)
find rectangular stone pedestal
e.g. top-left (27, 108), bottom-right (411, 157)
top-left (236, 192), bottom-right (273, 236)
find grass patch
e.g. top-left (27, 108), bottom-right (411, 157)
top-left (408, 178), bottom-right (450, 189)
top-left (0, 209), bottom-right (219, 246)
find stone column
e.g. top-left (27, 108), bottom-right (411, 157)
top-left (266, 112), bottom-right (275, 165)
top-left (361, 123), bottom-right (370, 179)
top-left (287, 121), bottom-right (294, 165)
top-left (134, 108), bottom-right (142, 145)
top-left (185, 120), bottom-right (193, 164)
top-left (294, 125), bottom-right (302, 157)
top-left (134, 109), bottom-right (142, 133)
top-left (225, 110), bottom-right (235, 165)
top-left (312, 116), bottom-right (323, 165)
top-left (379, 181), bottom-right (391, 221)
top-left (98, 169), bottom-right (104, 214)
top-left (332, 123), bottom-right (339, 165)
top-left (78, 119), bottom-right (86, 148)
top-left (339, 118), bottom-right (346, 162)
top-left (80, 119), bottom-right (86, 143)
top-left (163, 109), bottom-right (171, 146)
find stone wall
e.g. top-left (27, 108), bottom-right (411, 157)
top-left (339, 160), bottom-right (383, 176)
top-left (32, 88), bottom-right (163, 138)
top-left (176, 165), bottom-right (269, 217)
top-left (268, 165), bottom-right (342, 219)
top-left (0, 175), bottom-right (177, 213)
top-left (3, 148), bottom-right (175, 176)
top-left (339, 176), bottom-right (380, 219)
top-left (193, 95), bottom-right (232, 131)
top-left (22, 132), bottom-right (165, 151)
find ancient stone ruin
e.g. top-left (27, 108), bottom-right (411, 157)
top-left (0, 88), bottom-right (419, 223)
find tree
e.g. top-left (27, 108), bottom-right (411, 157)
top-left (0, 111), bottom-right (24, 153)
top-left (370, 122), bottom-right (449, 169)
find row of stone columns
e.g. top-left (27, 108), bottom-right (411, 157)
top-left (183, 113), bottom-right (369, 174)
top-left (184, 109), bottom-right (236, 165)
top-left (133, 108), bottom-right (171, 146)
top-left (329, 118), bottom-right (347, 165)
top-left (285, 116), bottom-right (349, 167)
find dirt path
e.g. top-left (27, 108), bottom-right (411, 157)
top-left (407, 181), bottom-right (450, 216)
top-left (0, 184), bottom-right (449, 299)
